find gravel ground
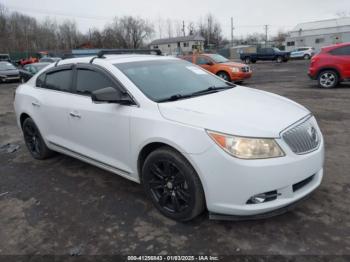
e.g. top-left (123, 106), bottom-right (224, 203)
top-left (0, 60), bottom-right (349, 256)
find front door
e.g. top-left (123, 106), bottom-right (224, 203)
top-left (67, 65), bottom-right (133, 176)
top-left (195, 56), bottom-right (214, 72)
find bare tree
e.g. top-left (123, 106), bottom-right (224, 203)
top-left (166, 18), bottom-right (173, 38)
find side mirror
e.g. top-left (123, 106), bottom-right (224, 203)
top-left (206, 61), bottom-right (214, 66)
top-left (91, 87), bottom-right (134, 105)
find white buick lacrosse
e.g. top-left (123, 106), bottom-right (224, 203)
top-left (14, 50), bottom-right (324, 221)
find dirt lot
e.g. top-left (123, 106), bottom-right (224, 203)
top-left (0, 60), bottom-right (349, 256)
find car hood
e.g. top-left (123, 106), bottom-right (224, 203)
top-left (0, 69), bottom-right (19, 76)
top-left (220, 62), bottom-right (247, 68)
top-left (158, 86), bottom-right (310, 138)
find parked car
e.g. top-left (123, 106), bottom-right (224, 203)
top-left (0, 61), bottom-right (20, 83)
top-left (181, 53), bottom-right (252, 82)
top-left (19, 62), bottom-right (51, 82)
top-left (240, 48), bottom-right (290, 64)
top-left (14, 50), bottom-right (324, 221)
top-left (0, 53), bottom-right (11, 62)
top-left (290, 47), bottom-right (315, 60)
top-left (39, 57), bottom-right (61, 63)
top-left (19, 57), bottom-right (39, 67)
top-left (308, 42), bottom-right (350, 88)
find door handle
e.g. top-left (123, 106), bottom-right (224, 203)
top-left (31, 102), bottom-right (40, 107)
top-left (69, 112), bottom-right (81, 119)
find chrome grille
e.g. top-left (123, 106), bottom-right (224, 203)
top-left (282, 117), bottom-right (320, 154)
top-left (241, 66), bottom-right (250, 72)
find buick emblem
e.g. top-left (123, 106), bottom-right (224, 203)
top-left (307, 127), bottom-right (318, 143)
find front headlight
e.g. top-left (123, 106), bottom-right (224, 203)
top-left (207, 131), bottom-right (285, 159)
top-left (231, 67), bottom-right (240, 73)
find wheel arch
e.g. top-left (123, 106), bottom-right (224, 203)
top-left (137, 142), bottom-right (192, 182)
top-left (216, 70), bottom-right (231, 80)
top-left (317, 67), bottom-right (341, 80)
top-left (19, 112), bottom-right (31, 130)
top-left (137, 141), bottom-right (208, 209)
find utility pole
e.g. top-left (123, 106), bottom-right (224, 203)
top-left (231, 17), bottom-right (234, 47)
top-left (207, 18), bottom-right (210, 49)
top-left (182, 21), bottom-right (185, 37)
top-left (264, 25), bottom-right (269, 47)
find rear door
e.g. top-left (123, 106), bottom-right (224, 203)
top-left (35, 65), bottom-right (74, 149)
top-left (66, 64), bottom-right (133, 175)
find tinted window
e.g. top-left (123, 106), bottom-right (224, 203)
top-left (196, 57), bottom-right (211, 65)
top-left (115, 60), bottom-right (232, 102)
top-left (45, 70), bottom-right (72, 92)
top-left (36, 73), bottom-right (45, 87)
top-left (330, 46), bottom-right (350, 56)
top-left (76, 69), bottom-right (115, 95)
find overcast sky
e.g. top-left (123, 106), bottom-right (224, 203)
top-left (1, 0), bottom-right (350, 39)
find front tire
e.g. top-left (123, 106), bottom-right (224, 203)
top-left (304, 54), bottom-right (311, 60)
top-left (276, 56), bottom-right (283, 63)
top-left (244, 57), bottom-right (251, 64)
top-left (23, 118), bottom-right (54, 160)
top-left (318, 70), bottom-right (339, 89)
top-left (142, 147), bottom-right (205, 221)
top-left (216, 71), bottom-right (231, 82)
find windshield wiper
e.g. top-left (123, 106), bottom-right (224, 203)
top-left (158, 84), bottom-right (235, 103)
top-left (189, 85), bottom-right (234, 96)
top-left (157, 94), bottom-right (193, 103)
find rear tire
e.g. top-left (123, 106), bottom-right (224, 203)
top-left (318, 70), bottom-right (339, 89)
top-left (141, 147), bottom-right (205, 222)
top-left (23, 118), bottom-right (54, 160)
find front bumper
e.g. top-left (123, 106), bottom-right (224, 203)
top-left (230, 71), bottom-right (252, 81)
top-left (188, 134), bottom-right (324, 217)
top-left (0, 75), bottom-right (20, 82)
top-left (209, 193), bottom-right (312, 221)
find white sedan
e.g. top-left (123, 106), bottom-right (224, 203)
top-left (14, 50), bottom-right (324, 221)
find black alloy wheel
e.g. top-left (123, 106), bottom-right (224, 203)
top-left (142, 147), bottom-right (205, 221)
top-left (23, 118), bottom-right (54, 159)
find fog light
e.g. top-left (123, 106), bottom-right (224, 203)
top-left (247, 191), bottom-right (279, 204)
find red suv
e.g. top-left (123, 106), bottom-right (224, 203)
top-left (309, 42), bottom-right (350, 88)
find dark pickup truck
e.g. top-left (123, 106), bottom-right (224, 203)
top-left (240, 48), bottom-right (290, 64)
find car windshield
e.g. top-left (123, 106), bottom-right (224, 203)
top-left (273, 48), bottom-right (282, 52)
top-left (206, 54), bottom-right (229, 63)
top-left (32, 63), bottom-right (50, 72)
top-left (115, 60), bottom-right (233, 102)
top-left (0, 62), bottom-right (16, 71)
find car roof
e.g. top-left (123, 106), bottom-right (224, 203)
top-left (58, 54), bottom-right (177, 66)
top-left (322, 42), bottom-right (350, 51)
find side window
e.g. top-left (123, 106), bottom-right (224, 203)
top-left (330, 46), bottom-right (350, 56)
top-left (36, 73), bottom-right (45, 87)
top-left (76, 69), bottom-right (115, 95)
top-left (45, 69), bottom-right (72, 92)
top-left (196, 56), bottom-right (211, 65)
